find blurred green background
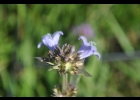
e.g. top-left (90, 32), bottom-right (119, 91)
top-left (0, 4), bottom-right (140, 97)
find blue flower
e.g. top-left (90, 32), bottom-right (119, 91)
top-left (72, 23), bottom-right (94, 39)
top-left (36, 32), bottom-right (100, 77)
top-left (78, 36), bottom-right (100, 60)
top-left (37, 31), bottom-right (63, 51)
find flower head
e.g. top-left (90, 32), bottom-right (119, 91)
top-left (37, 31), bottom-right (63, 51)
top-left (36, 31), bottom-right (100, 77)
top-left (52, 84), bottom-right (77, 97)
top-left (78, 36), bottom-right (100, 60)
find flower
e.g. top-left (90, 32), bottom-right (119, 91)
top-left (72, 23), bottom-right (94, 39)
top-left (52, 84), bottom-right (77, 97)
top-left (37, 31), bottom-right (63, 51)
top-left (78, 36), bottom-right (100, 60)
top-left (36, 31), bottom-right (100, 77)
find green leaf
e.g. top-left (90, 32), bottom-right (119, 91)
top-left (34, 57), bottom-right (55, 65)
top-left (77, 68), bottom-right (92, 77)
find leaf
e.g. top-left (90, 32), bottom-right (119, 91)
top-left (77, 67), bottom-right (92, 77)
top-left (53, 65), bottom-right (60, 69)
top-left (34, 57), bottom-right (55, 65)
top-left (48, 68), bottom-right (53, 71)
top-left (46, 62), bottom-right (55, 66)
top-left (34, 57), bottom-right (44, 62)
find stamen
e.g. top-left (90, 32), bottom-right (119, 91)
top-left (89, 41), bottom-right (96, 45)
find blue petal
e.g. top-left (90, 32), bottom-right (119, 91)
top-left (52, 31), bottom-right (63, 46)
top-left (78, 36), bottom-right (100, 60)
top-left (79, 50), bottom-right (93, 59)
top-left (93, 51), bottom-right (101, 60)
top-left (37, 42), bottom-right (43, 48)
top-left (37, 31), bottom-right (63, 51)
top-left (42, 34), bottom-right (54, 50)
top-left (78, 36), bottom-right (90, 52)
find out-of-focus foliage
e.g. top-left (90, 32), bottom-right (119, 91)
top-left (0, 4), bottom-right (140, 97)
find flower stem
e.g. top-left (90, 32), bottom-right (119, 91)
top-left (62, 73), bottom-right (68, 95)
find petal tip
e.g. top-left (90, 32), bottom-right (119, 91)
top-left (78, 36), bottom-right (85, 40)
top-left (97, 53), bottom-right (101, 60)
top-left (56, 31), bottom-right (63, 35)
top-left (37, 42), bottom-right (42, 48)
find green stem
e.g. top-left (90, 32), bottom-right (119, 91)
top-left (62, 73), bottom-right (68, 94)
